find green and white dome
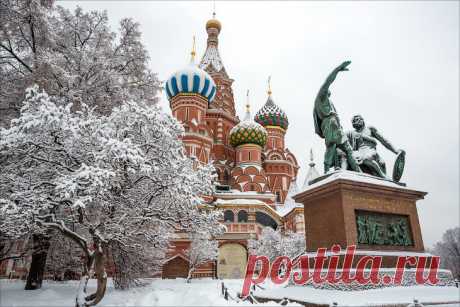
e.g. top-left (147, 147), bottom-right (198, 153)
top-left (229, 104), bottom-right (267, 148)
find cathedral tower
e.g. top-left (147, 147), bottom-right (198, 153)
top-left (254, 81), bottom-right (299, 203)
top-left (200, 15), bottom-right (239, 184)
top-left (229, 94), bottom-right (270, 193)
top-left (165, 39), bottom-right (216, 164)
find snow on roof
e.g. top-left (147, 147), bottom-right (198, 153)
top-left (275, 201), bottom-right (303, 217)
top-left (303, 163), bottom-right (320, 189)
top-left (300, 249), bottom-right (433, 258)
top-left (215, 189), bottom-right (274, 198)
top-left (214, 196), bottom-right (283, 220)
top-left (214, 198), bottom-right (266, 205)
top-left (298, 170), bottom-right (412, 194)
top-left (276, 180), bottom-right (304, 217)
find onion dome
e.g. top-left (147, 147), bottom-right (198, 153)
top-left (229, 92), bottom-right (267, 148)
top-left (165, 37), bottom-right (217, 102)
top-left (206, 18), bottom-right (221, 32)
top-left (254, 78), bottom-right (289, 130)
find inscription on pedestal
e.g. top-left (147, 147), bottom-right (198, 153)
top-left (355, 210), bottom-right (413, 246)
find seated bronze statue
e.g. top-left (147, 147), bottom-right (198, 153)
top-left (346, 114), bottom-right (403, 179)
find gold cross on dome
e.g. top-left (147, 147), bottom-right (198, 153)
top-left (246, 89), bottom-right (250, 113)
top-left (267, 76), bottom-right (272, 96)
top-left (190, 35), bottom-right (196, 62)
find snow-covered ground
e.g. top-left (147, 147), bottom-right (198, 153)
top-left (0, 279), bottom-right (292, 307)
top-left (257, 282), bottom-right (460, 306)
top-left (0, 278), bottom-right (459, 307)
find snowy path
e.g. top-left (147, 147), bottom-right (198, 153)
top-left (0, 279), bottom-right (285, 306)
top-left (1, 279), bottom-right (459, 307)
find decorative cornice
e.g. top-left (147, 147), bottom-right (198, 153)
top-left (265, 125), bottom-right (286, 133)
top-left (293, 178), bottom-right (427, 204)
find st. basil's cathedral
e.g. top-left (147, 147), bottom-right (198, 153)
top-left (161, 15), bottom-right (319, 279)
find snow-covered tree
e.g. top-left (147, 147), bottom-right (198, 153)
top-left (0, 0), bottom-right (160, 125)
top-left (45, 231), bottom-right (84, 281)
top-left (281, 231), bottom-right (306, 259)
top-left (248, 227), bottom-right (305, 261)
top-left (0, 0), bottom-right (52, 125)
top-left (248, 227), bottom-right (282, 262)
top-left (185, 232), bottom-right (219, 283)
top-left (432, 227), bottom-right (460, 279)
top-left (0, 86), bottom-right (222, 306)
top-left (1, 0), bottom-right (161, 290)
top-left (0, 233), bottom-right (30, 263)
top-left (0, 201), bottom-right (32, 262)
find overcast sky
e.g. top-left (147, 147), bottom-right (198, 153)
top-left (60, 1), bottom-right (459, 247)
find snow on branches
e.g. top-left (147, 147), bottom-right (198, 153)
top-left (248, 227), bottom-right (306, 261)
top-left (0, 0), bottom-right (160, 126)
top-left (0, 86), bottom-right (221, 305)
top-left (432, 227), bottom-right (460, 280)
top-left (185, 232), bottom-right (220, 283)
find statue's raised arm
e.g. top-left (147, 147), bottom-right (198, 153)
top-left (317, 61), bottom-right (352, 100)
top-left (314, 61), bottom-right (351, 137)
top-left (313, 61), bottom-right (361, 174)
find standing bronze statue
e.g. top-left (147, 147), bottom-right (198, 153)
top-left (314, 61), bottom-right (406, 182)
top-left (313, 61), bottom-right (361, 174)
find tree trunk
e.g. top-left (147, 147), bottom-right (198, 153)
top-left (186, 267), bottom-right (194, 283)
top-left (75, 246), bottom-right (107, 307)
top-left (25, 234), bottom-right (50, 290)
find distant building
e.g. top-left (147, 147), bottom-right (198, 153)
top-left (162, 15), bottom-right (319, 279)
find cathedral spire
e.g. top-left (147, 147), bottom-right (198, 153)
top-left (303, 148), bottom-right (320, 188)
top-left (199, 12), bottom-right (235, 116)
top-left (309, 148), bottom-right (315, 167)
top-left (200, 13), bottom-right (226, 75)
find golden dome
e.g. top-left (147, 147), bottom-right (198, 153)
top-left (206, 18), bottom-right (221, 32)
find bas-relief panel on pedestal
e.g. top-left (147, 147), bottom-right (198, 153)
top-left (355, 210), bottom-right (413, 246)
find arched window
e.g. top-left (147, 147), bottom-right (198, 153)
top-left (269, 153), bottom-right (283, 160)
top-left (216, 169), bottom-right (222, 181)
top-left (224, 210), bottom-right (234, 223)
top-left (237, 210), bottom-right (248, 223)
top-left (256, 212), bottom-right (278, 230)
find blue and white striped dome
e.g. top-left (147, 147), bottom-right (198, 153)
top-left (165, 65), bottom-right (217, 102)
